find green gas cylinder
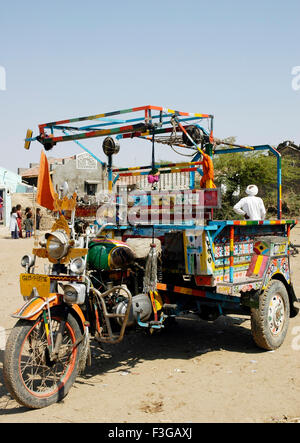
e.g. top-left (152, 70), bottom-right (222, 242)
top-left (87, 238), bottom-right (135, 270)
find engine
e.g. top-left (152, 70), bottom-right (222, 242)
top-left (86, 236), bottom-right (163, 330)
top-left (115, 293), bottom-right (153, 327)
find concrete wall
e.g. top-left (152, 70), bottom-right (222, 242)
top-left (0, 167), bottom-right (22, 226)
top-left (0, 167), bottom-right (22, 193)
top-left (0, 187), bottom-right (11, 227)
top-left (51, 153), bottom-right (107, 197)
top-left (0, 168), bottom-right (37, 226)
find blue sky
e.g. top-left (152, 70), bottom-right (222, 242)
top-left (0, 0), bottom-right (299, 173)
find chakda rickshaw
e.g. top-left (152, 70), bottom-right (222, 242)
top-left (3, 105), bottom-right (299, 408)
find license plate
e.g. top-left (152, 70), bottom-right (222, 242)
top-left (20, 273), bottom-right (51, 299)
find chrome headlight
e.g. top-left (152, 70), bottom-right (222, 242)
top-left (62, 283), bottom-right (86, 305)
top-left (45, 230), bottom-right (69, 260)
top-left (69, 257), bottom-right (86, 275)
top-left (85, 226), bottom-right (92, 236)
top-left (21, 254), bottom-right (35, 269)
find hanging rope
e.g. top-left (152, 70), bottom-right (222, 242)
top-left (169, 116), bottom-right (196, 157)
top-left (170, 145), bottom-right (196, 157)
top-left (151, 128), bottom-right (155, 170)
top-left (143, 244), bottom-right (158, 293)
top-left (169, 115), bottom-right (177, 147)
top-left (143, 241), bottom-right (159, 321)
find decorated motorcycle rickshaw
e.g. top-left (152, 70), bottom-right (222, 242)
top-left (3, 105), bottom-right (299, 409)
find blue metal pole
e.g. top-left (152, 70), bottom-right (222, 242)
top-left (62, 130), bottom-right (106, 166)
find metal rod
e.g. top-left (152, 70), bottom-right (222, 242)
top-left (62, 130), bottom-right (105, 166)
top-left (229, 226), bottom-right (234, 283)
top-left (112, 160), bottom-right (203, 173)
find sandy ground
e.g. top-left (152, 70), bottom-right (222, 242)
top-left (0, 224), bottom-right (300, 423)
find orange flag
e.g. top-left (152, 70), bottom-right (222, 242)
top-left (36, 150), bottom-right (55, 210)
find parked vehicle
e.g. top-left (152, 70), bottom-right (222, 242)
top-left (4, 106), bottom-right (299, 408)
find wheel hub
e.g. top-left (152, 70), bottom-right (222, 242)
top-left (268, 294), bottom-right (285, 335)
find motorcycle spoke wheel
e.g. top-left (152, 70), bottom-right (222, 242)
top-left (4, 311), bottom-right (83, 409)
top-left (20, 318), bottom-right (76, 396)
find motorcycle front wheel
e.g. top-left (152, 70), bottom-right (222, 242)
top-left (3, 309), bottom-right (83, 409)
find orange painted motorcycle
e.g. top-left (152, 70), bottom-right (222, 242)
top-left (3, 195), bottom-right (136, 409)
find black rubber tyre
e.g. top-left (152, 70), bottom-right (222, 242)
top-left (251, 280), bottom-right (290, 350)
top-left (3, 310), bottom-right (83, 409)
top-left (182, 125), bottom-right (203, 146)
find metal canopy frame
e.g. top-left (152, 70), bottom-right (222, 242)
top-left (25, 105), bottom-right (283, 220)
top-left (36, 105), bottom-right (214, 145)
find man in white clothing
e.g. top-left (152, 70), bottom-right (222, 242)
top-left (233, 185), bottom-right (266, 220)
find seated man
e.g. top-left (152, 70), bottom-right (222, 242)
top-left (233, 185), bottom-right (266, 220)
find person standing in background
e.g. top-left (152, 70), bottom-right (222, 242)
top-left (24, 212), bottom-right (34, 237)
top-left (16, 204), bottom-right (23, 238)
top-left (36, 207), bottom-right (42, 231)
top-left (0, 195), bottom-right (3, 221)
top-left (25, 207), bottom-right (33, 218)
top-left (10, 207), bottom-right (19, 239)
top-left (233, 185), bottom-right (266, 220)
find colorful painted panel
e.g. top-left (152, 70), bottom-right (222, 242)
top-left (217, 280), bottom-right (262, 296)
top-left (246, 254), bottom-right (269, 278)
top-left (214, 266), bottom-right (249, 283)
top-left (214, 242), bottom-right (253, 258)
top-left (264, 257), bottom-right (290, 284)
top-left (254, 241), bottom-right (270, 255)
top-left (253, 237), bottom-right (288, 257)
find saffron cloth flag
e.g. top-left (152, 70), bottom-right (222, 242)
top-left (36, 150), bottom-right (55, 210)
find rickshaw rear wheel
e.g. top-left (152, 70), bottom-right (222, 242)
top-left (251, 279), bottom-right (289, 350)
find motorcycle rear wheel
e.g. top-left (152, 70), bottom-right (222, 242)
top-left (3, 309), bottom-right (83, 409)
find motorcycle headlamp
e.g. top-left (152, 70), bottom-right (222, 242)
top-left (45, 230), bottom-right (70, 260)
top-left (62, 283), bottom-right (86, 305)
top-left (69, 257), bottom-right (86, 275)
top-left (21, 254), bottom-right (35, 269)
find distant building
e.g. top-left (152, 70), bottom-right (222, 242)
top-left (0, 166), bottom-right (34, 226)
top-left (20, 152), bottom-right (192, 202)
top-left (277, 141), bottom-right (300, 156)
top-left (19, 153), bottom-right (107, 199)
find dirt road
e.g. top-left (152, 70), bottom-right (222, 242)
top-left (0, 225), bottom-right (300, 423)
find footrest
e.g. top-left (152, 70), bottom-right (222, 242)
top-left (137, 313), bottom-right (165, 329)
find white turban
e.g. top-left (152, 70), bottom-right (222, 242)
top-left (246, 185), bottom-right (258, 196)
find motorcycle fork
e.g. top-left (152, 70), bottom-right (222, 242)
top-left (41, 302), bottom-right (68, 362)
top-left (44, 304), bottom-right (87, 363)
top-left (42, 300), bottom-right (56, 355)
top-left (49, 305), bottom-right (69, 362)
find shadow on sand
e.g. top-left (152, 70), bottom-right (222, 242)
top-left (0, 314), bottom-right (264, 415)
